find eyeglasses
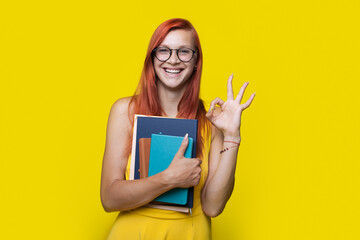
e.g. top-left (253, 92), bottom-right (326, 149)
top-left (153, 46), bottom-right (197, 62)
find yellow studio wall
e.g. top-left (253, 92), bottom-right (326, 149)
top-left (1, 0), bottom-right (359, 239)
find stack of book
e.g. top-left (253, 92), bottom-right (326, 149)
top-left (129, 115), bottom-right (198, 213)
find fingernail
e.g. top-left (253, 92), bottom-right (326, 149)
top-left (184, 133), bottom-right (188, 139)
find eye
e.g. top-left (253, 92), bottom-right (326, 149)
top-left (179, 48), bottom-right (192, 54)
top-left (157, 47), bottom-right (169, 53)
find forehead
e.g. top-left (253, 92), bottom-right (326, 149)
top-left (160, 29), bottom-right (195, 48)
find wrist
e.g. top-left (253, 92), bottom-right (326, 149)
top-left (223, 133), bottom-right (241, 142)
top-left (220, 134), bottom-right (241, 154)
top-left (159, 169), bottom-right (177, 189)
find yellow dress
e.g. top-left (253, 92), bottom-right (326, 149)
top-left (107, 131), bottom-right (212, 240)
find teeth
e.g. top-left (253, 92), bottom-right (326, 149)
top-left (165, 69), bottom-right (181, 74)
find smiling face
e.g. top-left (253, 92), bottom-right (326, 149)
top-left (153, 29), bottom-right (197, 92)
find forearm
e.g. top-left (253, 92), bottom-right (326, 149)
top-left (102, 171), bottom-right (174, 212)
top-left (202, 135), bottom-right (241, 217)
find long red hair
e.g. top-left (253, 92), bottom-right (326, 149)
top-left (128, 18), bottom-right (210, 158)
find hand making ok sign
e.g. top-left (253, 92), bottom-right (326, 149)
top-left (206, 74), bottom-right (255, 138)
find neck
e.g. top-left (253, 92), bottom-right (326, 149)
top-left (157, 81), bottom-right (187, 118)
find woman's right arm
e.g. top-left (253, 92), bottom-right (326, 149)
top-left (100, 98), bottom-right (202, 212)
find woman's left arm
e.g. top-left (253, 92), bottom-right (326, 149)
top-left (201, 74), bottom-right (255, 217)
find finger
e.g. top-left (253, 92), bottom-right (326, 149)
top-left (195, 175), bottom-right (201, 185)
top-left (227, 73), bottom-right (234, 100)
top-left (235, 81), bottom-right (249, 104)
top-left (205, 110), bottom-right (215, 124)
top-left (175, 133), bottom-right (189, 157)
top-left (241, 93), bottom-right (256, 110)
top-left (208, 97), bottom-right (225, 112)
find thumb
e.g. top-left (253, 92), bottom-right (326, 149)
top-left (175, 134), bottom-right (189, 157)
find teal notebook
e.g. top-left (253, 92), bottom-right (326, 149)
top-left (148, 134), bottom-right (193, 205)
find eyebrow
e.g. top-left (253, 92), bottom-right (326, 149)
top-left (159, 44), bottom-right (194, 49)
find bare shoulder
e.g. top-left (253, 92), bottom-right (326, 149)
top-left (111, 96), bottom-right (133, 115)
top-left (108, 97), bottom-right (133, 132)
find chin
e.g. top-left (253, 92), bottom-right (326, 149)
top-left (156, 77), bottom-right (189, 91)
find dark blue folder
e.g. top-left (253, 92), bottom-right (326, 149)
top-left (134, 115), bottom-right (198, 208)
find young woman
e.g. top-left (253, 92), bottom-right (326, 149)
top-left (101, 18), bottom-right (255, 239)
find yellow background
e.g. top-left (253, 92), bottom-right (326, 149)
top-left (1, 0), bottom-right (359, 239)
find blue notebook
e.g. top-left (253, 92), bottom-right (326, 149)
top-left (148, 134), bottom-right (193, 205)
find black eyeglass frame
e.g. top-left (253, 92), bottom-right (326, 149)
top-left (152, 46), bottom-right (198, 63)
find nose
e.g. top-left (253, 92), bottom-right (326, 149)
top-left (167, 49), bottom-right (181, 64)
